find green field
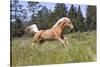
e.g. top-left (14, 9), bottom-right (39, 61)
top-left (11, 31), bottom-right (96, 66)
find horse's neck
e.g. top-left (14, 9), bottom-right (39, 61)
top-left (58, 23), bottom-right (65, 31)
top-left (52, 23), bottom-right (65, 34)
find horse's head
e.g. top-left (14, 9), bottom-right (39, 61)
top-left (63, 17), bottom-right (74, 29)
top-left (55, 17), bottom-right (74, 29)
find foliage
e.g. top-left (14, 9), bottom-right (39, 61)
top-left (75, 6), bottom-right (85, 32)
top-left (86, 6), bottom-right (96, 31)
top-left (11, 18), bottom-right (24, 38)
top-left (68, 5), bottom-right (77, 32)
top-left (27, 1), bottom-right (41, 22)
top-left (36, 6), bottom-right (51, 29)
top-left (10, 1), bottom-right (96, 37)
top-left (10, 0), bottom-right (23, 20)
top-left (53, 3), bottom-right (68, 23)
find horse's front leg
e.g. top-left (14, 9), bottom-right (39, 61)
top-left (63, 37), bottom-right (68, 45)
top-left (57, 37), bottom-right (67, 48)
top-left (61, 35), bottom-right (68, 45)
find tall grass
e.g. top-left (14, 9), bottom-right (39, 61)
top-left (11, 31), bottom-right (96, 66)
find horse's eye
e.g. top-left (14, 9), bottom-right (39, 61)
top-left (69, 23), bottom-right (70, 24)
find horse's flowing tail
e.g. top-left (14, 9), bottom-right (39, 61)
top-left (25, 24), bottom-right (39, 34)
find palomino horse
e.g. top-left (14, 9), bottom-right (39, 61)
top-left (26, 17), bottom-right (74, 48)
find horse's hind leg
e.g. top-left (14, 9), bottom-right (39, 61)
top-left (32, 40), bottom-right (37, 46)
top-left (32, 31), bottom-right (41, 46)
top-left (39, 40), bottom-right (45, 45)
top-left (32, 37), bottom-right (40, 46)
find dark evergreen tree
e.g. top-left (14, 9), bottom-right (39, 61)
top-left (14, 18), bottom-right (24, 37)
top-left (68, 5), bottom-right (77, 19)
top-left (54, 3), bottom-right (68, 22)
top-left (68, 5), bottom-right (77, 32)
top-left (10, 0), bottom-right (23, 20)
top-left (10, 0), bottom-right (24, 38)
top-left (36, 6), bottom-right (50, 29)
top-left (11, 21), bottom-right (15, 39)
top-left (27, 1), bottom-right (41, 22)
top-left (76, 6), bottom-right (85, 32)
top-left (47, 11), bottom-right (56, 28)
top-left (86, 6), bottom-right (96, 31)
top-left (21, 9), bottom-right (28, 22)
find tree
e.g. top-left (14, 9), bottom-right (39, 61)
top-left (14, 18), bottom-right (24, 37)
top-left (47, 11), bottom-right (56, 28)
top-left (76, 6), bottom-right (85, 32)
top-left (10, 0), bottom-right (25, 38)
top-left (11, 18), bottom-right (24, 38)
top-left (27, 1), bottom-right (41, 22)
top-left (68, 5), bottom-right (77, 19)
top-left (68, 5), bottom-right (77, 32)
top-left (10, 0), bottom-right (27, 37)
top-left (36, 6), bottom-right (51, 29)
top-left (11, 21), bottom-right (16, 39)
top-left (21, 9), bottom-right (28, 22)
top-left (54, 3), bottom-right (68, 22)
top-left (27, 2), bottom-right (40, 13)
top-left (86, 6), bottom-right (96, 31)
top-left (10, 0), bottom-right (23, 20)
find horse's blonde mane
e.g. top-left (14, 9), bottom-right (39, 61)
top-left (53, 17), bottom-right (69, 27)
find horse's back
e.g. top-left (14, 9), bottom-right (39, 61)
top-left (37, 29), bottom-right (55, 39)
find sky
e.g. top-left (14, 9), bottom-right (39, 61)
top-left (40, 2), bottom-right (87, 17)
top-left (13, 1), bottom-right (87, 21)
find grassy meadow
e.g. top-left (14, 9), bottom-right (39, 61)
top-left (11, 31), bottom-right (96, 66)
